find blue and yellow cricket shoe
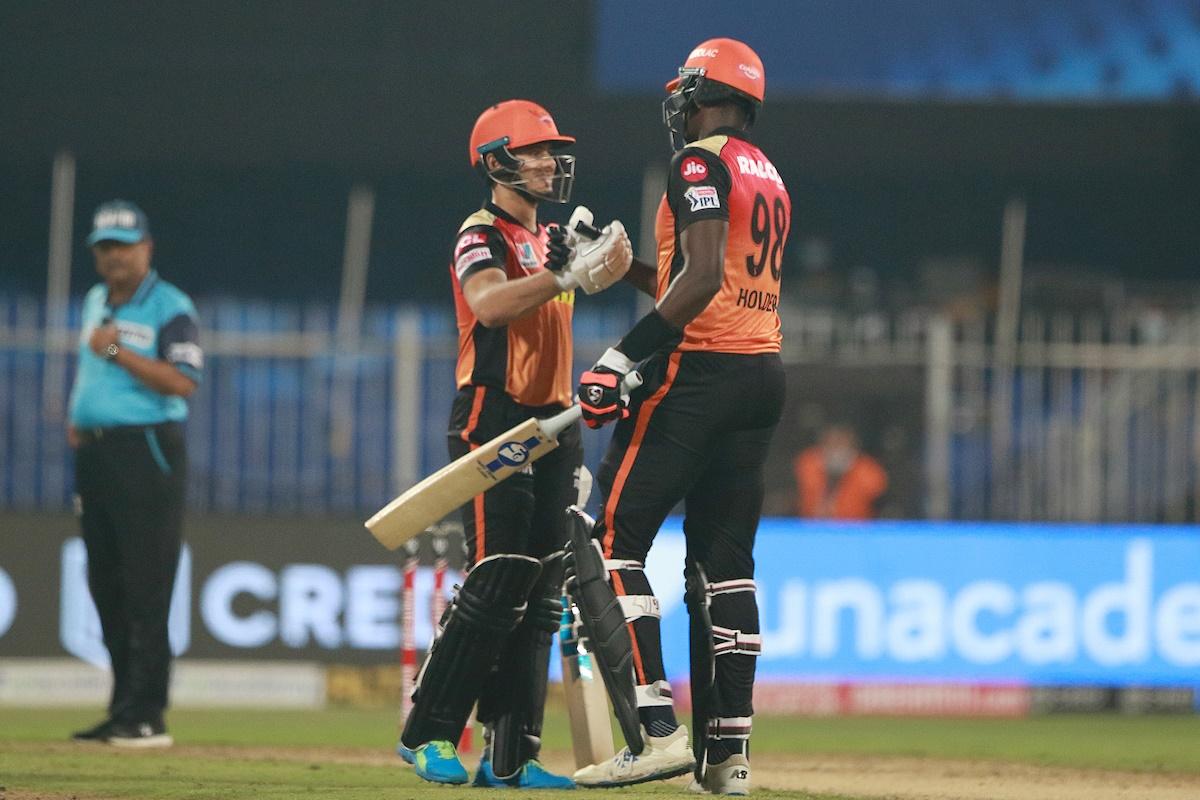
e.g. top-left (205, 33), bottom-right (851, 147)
top-left (472, 752), bottom-right (506, 788)
top-left (395, 741), bottom-right (415, 764)
top-left (413, 740), bottom-right (469, 785)
top-left (473, 751), bottom-right (575, 789)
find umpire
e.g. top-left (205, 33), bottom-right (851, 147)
top-left (67, 200), bottom-right (203, 748)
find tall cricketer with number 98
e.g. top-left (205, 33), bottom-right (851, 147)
top-left (570, 39), bottom-right (790, 794)
top-left (397, 99), bottom-right (632, 788)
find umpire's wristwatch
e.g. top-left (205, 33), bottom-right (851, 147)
top-left (103, 342), bottom-right (121, 361)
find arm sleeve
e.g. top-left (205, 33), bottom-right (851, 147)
top-left (452, 224), bottom-right (508, 284)
top-left (666, 146), bottom-right (732, 230)
top-left (157, 313), bottom-right (203, 383)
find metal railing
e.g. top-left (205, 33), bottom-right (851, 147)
top-left (0, 293), bottom-right (633, 515)
top-left (929, 311), bottom-right (1200, 523)
top-left (4, 292), bottom-right (1200, 522)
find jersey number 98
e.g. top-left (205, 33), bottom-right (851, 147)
top-left (746, 192), bottom-right (787, 281)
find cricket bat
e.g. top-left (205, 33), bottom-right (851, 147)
top-left (365, 372), bottom-right (641, 550)
top-left (558, 468), bottom-right (614, 768)
top-left (561, 590), bottom-right (616, 767)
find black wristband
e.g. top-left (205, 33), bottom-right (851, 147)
top-left (617, 309), bottom-right (682, 362)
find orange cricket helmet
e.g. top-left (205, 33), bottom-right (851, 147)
top-left (469, 100), bottom-right (577, 203)
top-left (662, 38), bottom-right (765, 151)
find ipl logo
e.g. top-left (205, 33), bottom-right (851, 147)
top-left (496, 441), bottom-right (530, 468)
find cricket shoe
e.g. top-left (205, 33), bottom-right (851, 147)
top-left (573, 725), bottom-right (694, 787)
top-left (412, 739), bottom-right (469, 785)
top-left (473, 752), bottom-right (576, 789)
top-left (686, 753), bottom-right (751, 796)
top-left (71, 717), bottom-right (115, 742)
top-left (395, 742), bottom-right (416, 764)
top-left (106, 720), bottom-right (173, 749)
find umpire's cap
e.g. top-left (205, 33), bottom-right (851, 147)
top-left (86, 200), bottom-right (150, 246)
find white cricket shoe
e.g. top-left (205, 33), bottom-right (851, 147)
top-left (686, 753), bottom-right (751, 796)
top-left (573, 725), bottom-right (695, 787)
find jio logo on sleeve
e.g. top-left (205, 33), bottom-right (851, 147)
top-left (681, 156), bottom-right (708, 182)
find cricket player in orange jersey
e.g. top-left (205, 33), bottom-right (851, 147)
top-left (400, 99), bottom-right (632, 788)
top-left (573, 39), bottom-right (790, 794)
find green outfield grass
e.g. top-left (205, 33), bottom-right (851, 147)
top-left (1, 706), bottom-right (1198, 800)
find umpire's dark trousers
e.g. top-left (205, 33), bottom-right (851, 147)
top-left (74, 422), bottom-right (186, 725)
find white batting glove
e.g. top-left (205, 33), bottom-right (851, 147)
top-left (566, 206), bottom-right (596, 242)
top-left (550, 206), bottom-right (594, 291)
top-left (572, 221), bottom-right (632, 295)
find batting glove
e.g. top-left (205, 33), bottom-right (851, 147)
top-left (545, 224), bottom-right (579, 291)
top-left (573, 221), bottom-right (632, 295)
top-left (550, 206), bottom-right (631, 295)
top-left (577, 348), bottom-right (637, 429)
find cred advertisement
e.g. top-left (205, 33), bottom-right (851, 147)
top-left (2, 513), bottom-right (1199, 685)
top-left (0, 514), bottom-right (457, 665)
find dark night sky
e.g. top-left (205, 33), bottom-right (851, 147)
top-left (2, 1), bottom-right (1198, 304)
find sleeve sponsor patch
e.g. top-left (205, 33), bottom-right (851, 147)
top-left (454, 232), bottom-right (487, 256)
top-left (684, 185), bottom-right (721, 212)
top-left (454, 245), bottom-right (494, 278)
top-left (680, 156), bottom-right (709, 182)
top-left (167, 341), bottom-right (204, 370)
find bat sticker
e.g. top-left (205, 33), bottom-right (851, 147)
top-left (483, 435), bottom-right (542, 472)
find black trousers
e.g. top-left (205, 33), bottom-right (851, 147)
top-left (443, 386), bottom-right (583, 749)
top-left (593, 351), bottom-right (785, 721)
top-left (74, 422), bottom-right (186, 725)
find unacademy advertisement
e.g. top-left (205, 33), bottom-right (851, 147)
top-left (647, 521), bottom-right (1200, 685)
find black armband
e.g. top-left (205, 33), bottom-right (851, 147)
top-left (617, 309), bottom-right (682, 362)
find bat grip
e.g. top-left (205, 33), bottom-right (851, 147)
top-left (574, 220), bottom-right (603, 240)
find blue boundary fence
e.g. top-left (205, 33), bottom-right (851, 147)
top-left (0, 293), bottom-right (636, 514)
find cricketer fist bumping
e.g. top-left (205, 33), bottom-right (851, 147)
top-left (547, 206), bottom-right (633, 296)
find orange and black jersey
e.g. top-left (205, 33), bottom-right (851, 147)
top-left (654, 127), bottom-right (791, 354)
top-left (449, 202), bottom-right (575, 410)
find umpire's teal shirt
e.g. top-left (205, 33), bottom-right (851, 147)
top-left (69, 270), bottom-right (203, 428)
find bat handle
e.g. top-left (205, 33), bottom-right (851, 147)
top-left (575, 220), bottom-right (603, 240)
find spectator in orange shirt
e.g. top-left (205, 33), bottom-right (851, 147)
top-left (794, 424), bottom-right (888, 519)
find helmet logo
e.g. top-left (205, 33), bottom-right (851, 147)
top-left (738, 64), bottom-right (761, 80)
top-left (681, 156), bottom-right (709, 182)
top-left (586, 386), bottom-right (604, 405)
top-left (690, 47), bottom-right (719, 59)
top-left (538, 114), bottom-right (554, 126)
